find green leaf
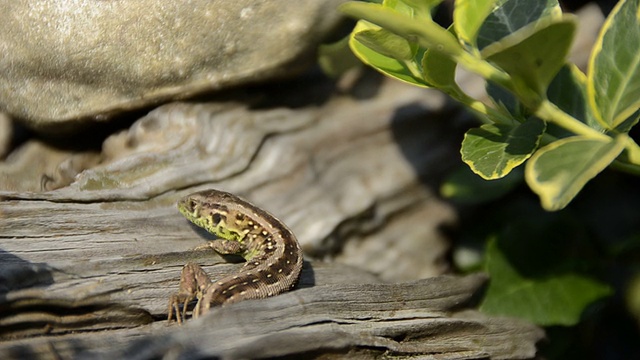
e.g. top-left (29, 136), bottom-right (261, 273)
top-left (482, 16), bottom-right (577, 99)
top-left (454, 0), bottom-right (499, 47)
top-left (397, 0), bottom-right (443, 18)
top-left (462, 117), bottom-right (546, 179)
top-left (420, 26), bottom-right (464, 97)
top-left (382, 0), bottom-right (416, 18)
top-left (421, 46), bottom-right (456, 88)
top-left (486, 80), bottom-right (524, 118)
top-left (476, 0), bottom-right (561, 50)
top-left (614, 110), bottom-right (640, 134)
top-left (587, 0), bottom-right (640, 130)
top-left (547, 64), bottom-right (604, 132)
top-left (481, 238), bottom-right (612, 326)
top-left (525, 136), bottom-right (626, 211)
top-left (318, 36), bottom-right (362, 78)
top-left (440, 165), bottom-right (522, 204)
top-left (349, 21), bottom-right (430, 87)
top-left (354, 28), bottom-right (415, 60)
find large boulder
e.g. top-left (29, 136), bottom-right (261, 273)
top-left (0, 0), bottom-right (346, 131)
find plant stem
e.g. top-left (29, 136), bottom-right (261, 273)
top-left (619, 134), bottom-right (640, 165)
top-left (456, 52), bottom-right (513, 91)
top-left (611, 160), bottom-right (640, 176)
top-left (535, 100), bottom-right (611, 141)
top-left (404, 60), bottom-right (424, 82)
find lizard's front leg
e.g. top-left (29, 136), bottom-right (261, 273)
top-left (168, 262), bottom-right (211, 324)
top-left (169, 239), bottom-right (247, 323)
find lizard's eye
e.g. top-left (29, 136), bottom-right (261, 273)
top-left (188, 199), bottom-right (197, 211)
top-left (211, 213), bottom-right (223, 225)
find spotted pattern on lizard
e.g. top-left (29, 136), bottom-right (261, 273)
top-left (168, 189), bottom-right (303, 323)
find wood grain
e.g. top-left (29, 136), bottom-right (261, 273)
top-left (0, 75), bottom-right (542, 359)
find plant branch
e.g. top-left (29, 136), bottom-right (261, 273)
top-left (535, 100), bottom-right (611, 141)
top-left (611, 159), bottom-right (640, 176)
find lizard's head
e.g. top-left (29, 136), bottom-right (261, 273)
top-left (177, 190), bottom-right (244, 241)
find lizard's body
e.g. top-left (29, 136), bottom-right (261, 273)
top-left (168, 190), bottom-right (303, 323)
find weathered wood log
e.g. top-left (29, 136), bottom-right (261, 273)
top-left (1, 76), bottom-right (461, 280)
top-left (1, 272), bottom-right (543, 360)
top-left (0, 75), bottom-right (543, 359)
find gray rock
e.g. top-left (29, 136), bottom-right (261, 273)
top-left (0, 0), bottom-right (346, 131)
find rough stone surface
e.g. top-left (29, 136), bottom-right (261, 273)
top-left (0, 113), bottom-right (11, 158)
top-left (0, 0), bottom-right (346, 131)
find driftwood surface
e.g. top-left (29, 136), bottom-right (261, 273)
top-left (0, 75), bottom-right (543, 359)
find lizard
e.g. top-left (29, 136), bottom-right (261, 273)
top-left (168, 189), bottom-right (304, 323)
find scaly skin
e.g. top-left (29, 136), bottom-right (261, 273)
top-left (168, 190), bottom-right (304, 323)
